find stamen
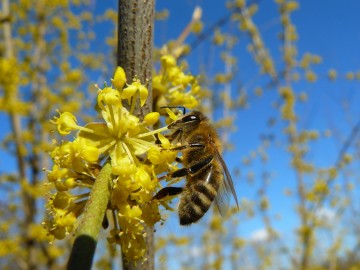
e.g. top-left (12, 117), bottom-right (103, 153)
top-left (121, 142), bottom-right (136, 165)
top-left (76, 126), bottom-right (96, 134)
top-left (137, 126), bottom-right (168, 138)
top-left (129, 91), bottom-right (138, 114)
top-left (107, 105), bottom-right (117, 135)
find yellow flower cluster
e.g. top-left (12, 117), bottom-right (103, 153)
top-left (277, 0), bottom-right (299, 72)
top-left (328, 69), bottom-right (337, 80)
top-left (45, 66), bottom-right (182, 261)
top-left (279, 86), bottom-right (296, 121)
top-left (306, 179), bottom-right (329, 202)
top-left (0, 58), bottom-right (31, 114)
top-left (153, 55), bottom-right (201, 111)
top-left (230, 1), bottom-right (276, 78)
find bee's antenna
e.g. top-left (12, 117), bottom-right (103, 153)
top-left (160, 106), bottom-right (186, 115)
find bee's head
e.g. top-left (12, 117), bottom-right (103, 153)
top-left (168, 111), bottom-right (206, 131)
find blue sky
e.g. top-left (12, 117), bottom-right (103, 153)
top-left (152, 0), bottom-right (360, 266)
top-left (1, 0), bottom-right (360, 268)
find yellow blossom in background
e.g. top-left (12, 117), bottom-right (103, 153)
top-left (213, 29), bottom-right (226, 45)
top-left (191, 20), bottom-right (203, 34)
top-left (153, 55), bottom-right (204, 111)
top-left (284, 1), bottom-right (299, 12)
top-left (66, 69), bottom-right (82, 83)
top-left (305, 70), bottom-right (317, 82)
top-left (341, 154), bottom-right (352, 165)
top-left (346, 72), bottom-right (354, 80)
top-left (279, 86), bottom-right (296, 121)
top-left (234, 2), bottom-right (277, 78)
top-left (0, 238), bottom-right (20, 257)
top-left (312, 55), bottom-right (322, 65)
top-left (233, 237), bottom-right (246, 249)
top-left (260, 196), bottom-right (269, 210)
top-left (215, 73), bottom-right (232, 84)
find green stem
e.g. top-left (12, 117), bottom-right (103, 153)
top-left (67, 161), bottom-right (113, 270)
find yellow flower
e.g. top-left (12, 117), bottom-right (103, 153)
top-left (45, 208), bottom-right (77, 240)
top-left (112, 156), bottom-right (138, 176)
top-left (209, 215), bottom-right (224, 232)
top-left (328, 69), bottom-right (337, 80)
top-left (141, 201), bottom-right (161, 225)
top-left (122, 80), bottom-right (148, 106)
top-left (112, 66), bottom-right (127, 89)
top-left (346, 72), bottom-right (354, 80)
top-left (97, 87), bottom-right (121, 110)
top-left (284, 1), bottom-right (299, 12)
top-left (52, 191), bottom-right (73, 209)
top-left (191, 20), bottom-right (203, 34)
top-left (120, 233), bottom-right (146, 261)
top-left (161, 55), bottom-right (176, 70)
top-left (79, 145), bottom-right (99, 163)
top-left (28, 224), bottom-right (53, 242)
top-left (118, 205), bottom-right (144, 234)
top-left (143, 112), bottom-right (160, 126)
top-left (55, 211), bottom-right (77, 227)
top-left (342, 154), bottom-right (352, 165)
top-left (148, 134), bottom-right (176, 166)
top-left (0, 239), bottom-right (19, 257)
top-left (213, 29), bottom-right (225, 45)
top-left (134, 168), bottom-right (151, 188)
top-left (51, 111), bottom-right (78, 135)
top-left (305, 70), bottom-right (317, 82)
top-left (279, 86), bottom-right (296, 121)
top-left (147, 146), bottom-right (163, 165)
top-left (64, 178), bottom-right (77, 189)
top-left (260, 197), bottom-right (269, 210)
top-left (165, 108), bottom-right (179, 121)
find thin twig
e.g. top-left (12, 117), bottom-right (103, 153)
top-left (67, 161), bottom-right (113, 270)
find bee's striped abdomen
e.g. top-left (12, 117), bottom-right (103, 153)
top-left (178, 178), bottom-right (219, 225)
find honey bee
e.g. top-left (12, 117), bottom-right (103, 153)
top-left (154, 107), bottom-right (239, 225)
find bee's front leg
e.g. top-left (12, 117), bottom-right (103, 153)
top-left (167, 128), bottom-right (182, 142)
top-left (155, 128), bottom-right (183, 144)
top-left (168, 142), bottom-right (205, 152)
top-left (162, 143), bottom-right (204, 163)
top-left (169, 155), bottom-right (213, 178)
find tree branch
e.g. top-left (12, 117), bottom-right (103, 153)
top-left (117, 1), bottom-right (155, 269)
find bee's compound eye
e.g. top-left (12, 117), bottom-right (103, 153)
top-left (183, 115), bottom-right (199, 123)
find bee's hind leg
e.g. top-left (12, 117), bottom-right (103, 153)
top-left (153, 187), bottom-right (183, 200)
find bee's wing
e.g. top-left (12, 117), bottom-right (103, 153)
top-left (212, 145), bottom-right (239, 216)
top-left (213, 179), bottom-right (230, 216)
